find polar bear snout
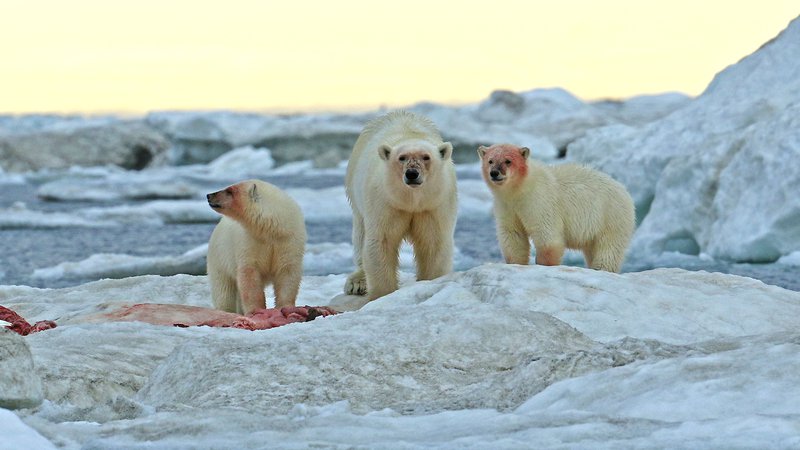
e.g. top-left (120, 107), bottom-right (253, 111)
top-left (207, 187), bottom-right (234, 210)
top-left (404, 168), bottom-right (422, 186)
top-left (207, 192), bottom-right (222, 209)
top-left (397, 152), bottom-right (430, 187)
top-left (489, 168), bottom-right (506, 184)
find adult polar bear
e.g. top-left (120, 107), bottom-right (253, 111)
top-left (345, 111), bottom-right (457, 301)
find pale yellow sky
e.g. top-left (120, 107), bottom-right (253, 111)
top-left (0, 1), bottom-right (796, 114)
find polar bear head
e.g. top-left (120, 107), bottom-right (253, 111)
top-left (207, 179), bottom-right (258, 221)
top-left (477, 144), bottom-right (529, 188)
top-left (378, 140), bottom-right (453, 189)
top-left (206, 179), bottom-right (293, 227)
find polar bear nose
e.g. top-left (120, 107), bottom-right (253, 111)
top-left (405, 169), bottom-right (420, 180)
top-left (490, 170), bottom-right (500, 178)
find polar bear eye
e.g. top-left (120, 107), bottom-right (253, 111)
top-left (505, 159), bottom-right (512, 165)
top-left (399, 156), bottom-right (406, 162)
top-left (423, 155), bottom-right (430, 161)
top-left (488, 159), bottom-right (494, 164)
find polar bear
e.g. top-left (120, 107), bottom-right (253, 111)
top-left (478, 143), bottom-right (634, 272)
top-left (345, 110), bottom-right (457, 300)
top-left (206, 179), bottom-right (306, 314)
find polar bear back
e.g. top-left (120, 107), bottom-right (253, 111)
top-left (551, 163), bottom-right (635, 248)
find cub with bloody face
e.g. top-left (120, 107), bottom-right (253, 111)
top-left (478, 143), bottom-right (635, 272)
top-left (206, 179), bottom-right (306, 314)
top-left (345, 110), bottom-right (457, 300)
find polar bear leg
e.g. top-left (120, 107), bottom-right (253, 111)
top-left (586, 239), bottom-right (625, 273)
top-left (351, 209), bottom-right (365, 270)
top-left (410, 212), bottom-right (454, 280)
top-left (534, 243), bottom-right (564, 266)
top-left (273, 265), bottom-right (302, 308)
top-left (363, 227), bottom-right (405, 300)
top-left (345, 268), bottom-right (367, 296)
top-left (497, 225), bottom-right (531, 265)
top-left (237, 266), bottom-right (266, 315)
top-left (582, 248), bottom-right (595, 269)
top-left (345, 211), bottom-right (368, 295)
top-left (210, 271), bottom-right (239, 313)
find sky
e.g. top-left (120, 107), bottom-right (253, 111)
top-left (0, 1), bottom-right (797, 114)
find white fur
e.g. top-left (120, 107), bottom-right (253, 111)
top-left (345, 111), bottom-right (457, 300)
top-left (207, 179), bottom-right (306, 314)
top-left (485, 155), bottom-right (635, 272)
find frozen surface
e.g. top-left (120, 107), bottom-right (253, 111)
top-left (4, 176), bottom-right (491, 229)
top-left (0, 408), bottom-right (56, 450)
top-left (569, 16), bottom-right (800, 262)
top-left (3, 264), bottom-right (799, 449)
top-left (31, 245), bottom-right (210, 280)
top-left (778, 251), bottom-right (800, 266)
top-left (30, 240), bottom-right (477, 284)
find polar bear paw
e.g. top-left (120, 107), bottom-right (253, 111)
top-left (344, 270), bottom-right (367, 296)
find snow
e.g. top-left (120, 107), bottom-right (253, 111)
top-left (3, 264), bottom-right (799, 449)
top-left (568, 16), bottom-right (800, 262)
top-left (30, 240), bottom-right (476, 282)
top-left (0, 167), bottom-right (24, 185)
top-left (0, 202), bottom-right (118, 228)
top-left (778, 251), bottom-right (800, 266)
top-left (31, 146), bottom-right (280, 203)
top-left (0, 330), bottom-right (44, 409)
top-left (205, 145), bottom-right (275, 177)
top-left (0, 114), bottom-right (117, 136)
top-left (0, 409), bottom-right (55, 450)
top-left (146, 110), bottom-right (369, 149)
top-left (516, 333), bottom-right (800, 422)
top-left (2, 172), bottom-right (492, 231)
top-left (31, 245), bottom-right (209, 280)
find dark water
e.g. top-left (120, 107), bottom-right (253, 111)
top-left (1, 177), bottom-right (797, 291)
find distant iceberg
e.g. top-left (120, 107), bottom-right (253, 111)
top-left (568, 18), bottom-right (800, 263)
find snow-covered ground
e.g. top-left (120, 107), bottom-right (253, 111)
top-left (2, 265), bottom-right (800, 449)
top-left (2, 14), bottom-right (800, 450)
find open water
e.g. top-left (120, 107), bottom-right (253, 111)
top-left (1, 175), bottom-right (797, 291)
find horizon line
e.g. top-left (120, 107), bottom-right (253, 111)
top-left (0, 87), bottom-right (694, 117)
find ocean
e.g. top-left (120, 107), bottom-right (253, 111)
top-left (2, 173), bottom-right (797, 291)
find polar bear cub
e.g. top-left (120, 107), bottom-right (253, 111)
top-left (478, 144), bottom-right (635, 272)
top-left (345, 110), bottom-right (458, 300)
top-left (206, 179), bottom-right (306, 314)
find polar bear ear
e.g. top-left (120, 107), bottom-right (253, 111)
top-left (378, 144), bottom-right (393, 161)
top-left (520, 147), bottom-right (530, 160)
top-left (249, 183), bottom-right (260, 202)
top-left (438, 142), bottom-right (453, 160)
top-left (477, 145), bottom-right (488, 159)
